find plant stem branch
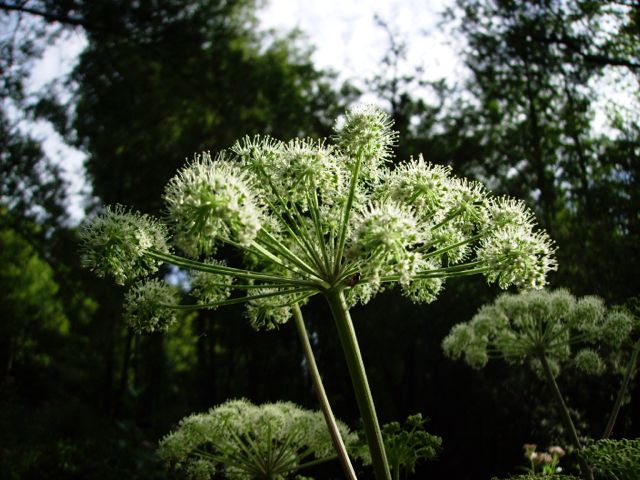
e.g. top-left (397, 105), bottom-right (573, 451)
top-left (538, 353), bottom-right (593, 480)
top-left (292, 304), bottom-right (357, 479)
top-left (334, 149), bottom-right (363, 277)
top-left (602, 339), bottom-right (640, 439)
top-left (326, 289), bottom-right (391, 480)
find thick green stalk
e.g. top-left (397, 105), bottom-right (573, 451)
top-left (292, 304), bottom-right (358, 480)
top-left (538, 353), bottom-right (593, 480)
top-left (602, 338), bottom-right (640, 439)
top-left (325, 289), bottom-right (391, 480)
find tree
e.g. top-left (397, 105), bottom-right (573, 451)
top-left (0, 222), bottom-right (69, 382)
top-left (442, 0), bottom-right (640, 301)
top-left (31, 0), bottom-right (347, 214)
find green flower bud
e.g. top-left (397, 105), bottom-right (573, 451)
top-left (80, 205), bottom-right (170, 285)
top-left (442, 323), bottom-right (475, 359)
top-left (465, 343), bottom-right (489, 369)
top-left (124, 279), bottom-right (180, 333)
top-left (571, 295), bottom-right (606, 336)
top-left (547, 288), bottom-right (576, 319)
top-left (472, 306), bottom-right (501, 337)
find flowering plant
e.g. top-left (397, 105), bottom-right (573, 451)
top-left (158, 399), bottom-right (358, 479)
top-left (443, 289), bottom-right (636, 479)
top-left (81, 106), bottom-right (556, 480)
top-left (523, 443), bottom-right (565, 475)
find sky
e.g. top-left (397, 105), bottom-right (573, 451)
top-left (261, 0), bottom-right (459, 86)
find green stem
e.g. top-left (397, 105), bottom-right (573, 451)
top-left (334, 149), bottom-right (363, 277)
top-left (292, 454), bottom-right (337, 472)
top-left (146, 249), bottom-right (318, 287)
top-left (165, 287), bottom-right (313, 310)
top-left (393, 459), bottom-right (400, 480)
top-left (325, 288), bottom-right (391, 480)
top-left (292, 304), bottom-right (358, 480)
top-left (538, 353), bottom-right (593, 480)
top-left (602, 338), bottom-right (640, 439)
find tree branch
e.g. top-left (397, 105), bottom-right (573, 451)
top-left (0, 2), bottom-right (90, 28)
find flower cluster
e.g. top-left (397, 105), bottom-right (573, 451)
top-left (164, 152), bottom-right (263, 256)
top-left (80, 105), bottom-right (561, 480)
top-left (81, 105), bottom-right (557, 329)
top-left (124, 279), bottom-right (180, 333)
top-left (124, 279), bottom-right (179, 333)
top-left (380, 414), bottom-right (442, 477)
top-left (157, 399), bottom-right (358, 480)
top-left (80, 205), bottom-right (170, 285)
top-left (189, 260), bottom-right (233, 305)
top-left (523, 443), bottom-right (566, 474)
top-left (442, 289), bottom-right (634, 375)
top-left (335, 104), bottom-right (397, 179)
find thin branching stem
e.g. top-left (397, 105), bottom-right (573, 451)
top-left (292, 304), bottom-right (357, 480)
top-left (333, 148), bottom-right (363, 277)
top-left (164, 287), bottom-right (313, 310)
top-left (145, 249), bottom-right (319, 287)
top-left (603, 338), bottom-right (640, 438)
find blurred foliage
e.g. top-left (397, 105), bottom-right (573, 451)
top-left (491, 475), bottom-right (580, 480)
top-left (0, 221), bottom-right (70, 382)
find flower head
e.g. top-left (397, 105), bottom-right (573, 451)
top-left (80, 205), bottom-right (170, 285)
top-left (244, 288), bottom-right (301, 330)
top-left (348, 200), bottom-right (426, 285)
top-left (378, 155), bottom-right (453, 221)
top-left (158, 399), bottom-right (358, 480)
top-left (443, 289), bottom-right (630, 379)
top-left (477, 225), bottom-right (557, 289)
top-left (548, 446), bottom-right (566, 458)
top-left (335, 104), bottom-right (398, 180)
top-left (190, 260), bottom-right (233, 305)
top-left (124, 279), bottom-right (180, 333)
top-left (164, 152), bottom-right (262, 256)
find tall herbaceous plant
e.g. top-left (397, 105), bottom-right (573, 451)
top-left (81, 106), bottom-right (556, 480)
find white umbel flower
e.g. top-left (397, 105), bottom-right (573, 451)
top-left (477, 225), bottom-right (557, 289)
top-left (124, 279), bottom-right (180, 333)
top-left (335, 104), bottom-right (398, 180)
top-left (80, 205), bottom-right (170, 285)
top-left (164, 152), bottom-right (263, 255)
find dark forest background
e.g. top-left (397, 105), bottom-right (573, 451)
top-left (1, 1), bottom-right (639, 479)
